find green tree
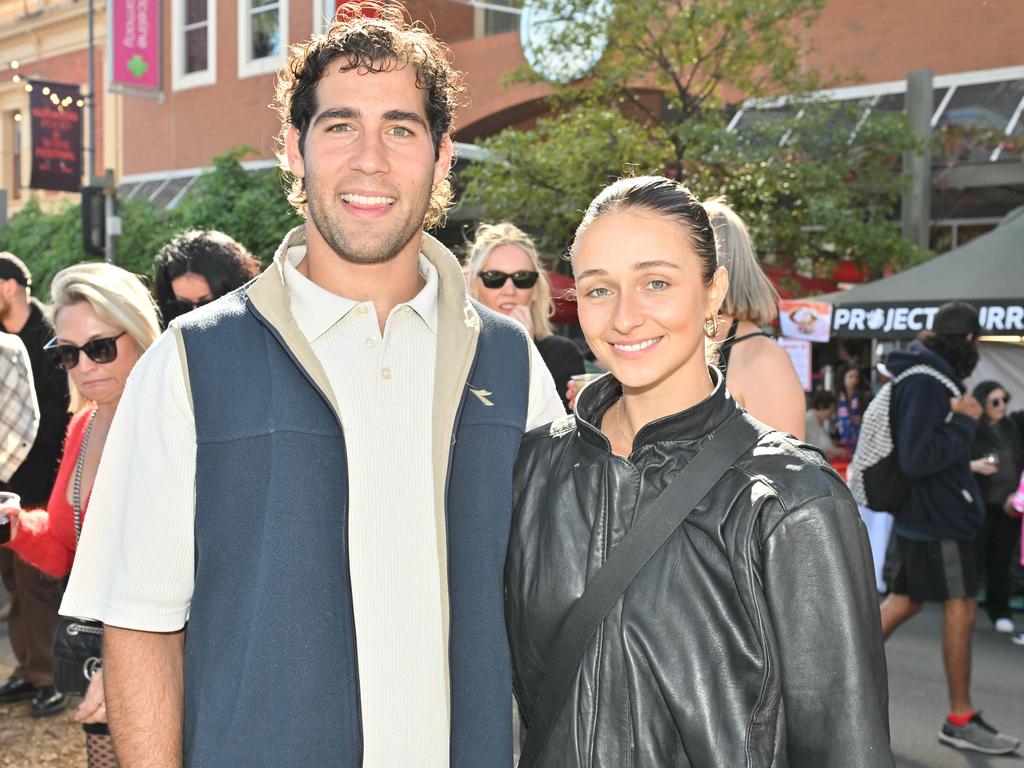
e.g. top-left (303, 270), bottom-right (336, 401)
top-left (175, 147), bottom-right (299, 262)
top-left (0, 149), bottom-right (296, 293)
top-left (463, 0), bottom-right (928, 274)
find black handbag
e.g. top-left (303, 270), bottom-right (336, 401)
top-left (52, 412), bottom-right (104, 697)
top-left (52, 617), bottom-right (103, 696)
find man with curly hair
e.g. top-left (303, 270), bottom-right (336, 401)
top-left (61, 5), bottom-right (563, 766)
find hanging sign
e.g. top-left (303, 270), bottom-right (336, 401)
top-left (778, 299), bottom-right (834, 343)
top-left (777, 338), bottom-right (813, 392)
top-left (110, 0), bottom-right (162, 94)
top-left (28, 80), bottom-right (82, 192)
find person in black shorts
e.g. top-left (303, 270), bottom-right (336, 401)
top-left (879, 301), bottom-right (1020, 756)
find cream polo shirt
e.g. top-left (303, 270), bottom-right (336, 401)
top-left (62, 249), bottom-right (565, 766)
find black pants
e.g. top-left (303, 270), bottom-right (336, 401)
top-left (980, 503), bottom-right (1022, 622)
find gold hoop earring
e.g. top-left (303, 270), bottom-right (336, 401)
top-left (704, 316), bottom-right (718, 340)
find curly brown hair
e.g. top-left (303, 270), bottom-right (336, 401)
top-left (273, 2), bottom-right (465, 228)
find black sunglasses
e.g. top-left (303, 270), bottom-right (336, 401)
top-left (44, 332), bottom-right (127, 370)
top-left (478, 270), bottom-right (540, 290)
top-left (987, 395), bottom-right (1009, 406)
top-left (165, 296), bottom-right (214, 321)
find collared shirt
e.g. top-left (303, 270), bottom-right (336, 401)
top-left (0, 332), bottom-right (39, 484)
top-left (62, 246), bottom-right (564, 765)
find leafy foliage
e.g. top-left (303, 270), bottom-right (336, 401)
top-left (0, 150), bottom-right (296, 294)
top-left (464, 0), bottom-right (929, 275)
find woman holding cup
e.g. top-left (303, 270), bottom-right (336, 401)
top-left (3, 262), bottom-right (160, 767)
top-left (466, 222), bottom-right (583, 409)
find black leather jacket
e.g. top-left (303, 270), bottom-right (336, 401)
top-left (506, 372), bottom-right (893, 767)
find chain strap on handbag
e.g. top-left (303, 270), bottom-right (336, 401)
top-left (53, 411), bottom-right (104, 697)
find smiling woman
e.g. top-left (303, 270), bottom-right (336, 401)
top-left (505, 176), bottom-right (895, 768)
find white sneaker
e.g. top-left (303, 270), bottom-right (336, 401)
top-left (994, 618), bottom-right (1016, 634)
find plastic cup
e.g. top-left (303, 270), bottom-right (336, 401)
top-left (0, 491), bottom-right (20, 545)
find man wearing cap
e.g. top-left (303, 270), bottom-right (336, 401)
top-left (0, 252), bottom-right (71, 718)
top-left (879, 301), bottom-right (1020, 755)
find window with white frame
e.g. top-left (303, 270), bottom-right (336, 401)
top-left (238, 0), bottom-right (288, 78)
top-left (314, 0), bottom-right (341, 35)
top-left (173, 0), bottom-right (216, 90)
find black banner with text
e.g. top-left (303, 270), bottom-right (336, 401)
top-left (831, 301), bottom-right (1024, 338)
top-left (28, 80), bottom-right (82, 193)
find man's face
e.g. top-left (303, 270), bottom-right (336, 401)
top-left (0, 280), bottom-right (16, 324)
top-left (286, 63), bottom-right (453, 266)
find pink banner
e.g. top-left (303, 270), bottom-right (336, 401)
top-left (110, 0), bottom-right (161, 91)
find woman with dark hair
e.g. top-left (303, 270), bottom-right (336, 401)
top-left (506, 176), bottom-right (893, 767)
top-left (152, 230), bottom-right (261, 326)
top-left (834, 363), bottom-right (870, 451)
top-left (968, 380), bottom-right (1024, 635)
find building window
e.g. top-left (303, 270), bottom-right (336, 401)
top-left (474, 1), bottom-right (520, 38)
top-left (173, 0), bottom-right (216, 90)
top-left (238, 0), bottom-right (288, 78)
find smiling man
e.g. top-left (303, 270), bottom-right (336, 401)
top-left (60, 5), bottom-right (563, 767)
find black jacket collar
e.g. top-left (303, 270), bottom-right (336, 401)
top-left (574, 365), bottom-right (737, 452)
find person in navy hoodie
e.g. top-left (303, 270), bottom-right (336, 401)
top-left (879, 301), bottom-right (1020, 756)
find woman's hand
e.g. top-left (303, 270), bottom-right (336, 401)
top-left (507, 305), bottom-right (534, 338)
top-left (970, 458), bottom-right (998, 476)
top-left (1004, 495), bottom-right (1023, 519)
top-left (75, 668), bottom-right (107, 724)
top-left (1, 505), bottom-right (23, 541)
top-left (566, 380), bottom-right (579, 412)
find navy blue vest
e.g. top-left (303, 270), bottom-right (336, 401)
top-left (177, 289), bottom-right (529, 766)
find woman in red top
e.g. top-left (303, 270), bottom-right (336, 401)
top-left (5, 262), bottom-right (160, 767)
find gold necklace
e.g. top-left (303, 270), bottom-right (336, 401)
top-left (614, 398), bottom-right (632, 447)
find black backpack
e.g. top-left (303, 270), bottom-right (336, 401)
top-left (848, 365), bottom-right (961, 513)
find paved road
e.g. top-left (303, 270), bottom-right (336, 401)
top-left (887, 603), bottom-right (1023, 767)
top-left (2, 590), bottom-right (1021, 765)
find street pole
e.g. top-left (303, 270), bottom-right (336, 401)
top-left (901, 69), bottom-right (933, 250)
top-left (86, 0), bottom-right (95, 186)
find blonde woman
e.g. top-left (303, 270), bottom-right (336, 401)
top-left (704, 199), bottom-right (805, 439)
top-left (467, 222), bottom-right (583, 408)
top-left (3, 262), bottom-right (160, 767)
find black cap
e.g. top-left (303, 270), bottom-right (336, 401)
top-left (0, 252), bottom-right (31, 287)
top-left (932, 301), bottom-right (980, 337)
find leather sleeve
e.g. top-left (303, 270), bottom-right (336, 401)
top-left (761, 491), bottom-right (895, 768)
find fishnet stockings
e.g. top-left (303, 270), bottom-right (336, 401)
top-left (86, 732), bottom-right (120, 768)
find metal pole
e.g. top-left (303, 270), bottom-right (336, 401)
top-left (86, 0), bottom-right (95, 184)
top-left (103, 169), bottom-right (117, 264)
top-left (901, 69), bottom-right (933, 249)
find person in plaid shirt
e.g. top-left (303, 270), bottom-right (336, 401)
top-left (0, 251), bottom-right (71, 718)
top-left (0, 330), bottom-right (39, 483)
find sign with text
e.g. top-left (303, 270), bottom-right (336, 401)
top-left (28, 81), bottom-right (82, 192)
top-left (778, 338), bottom-right (813, 392)
top-left (831, 301), bottom-right (1024, 338)
top-left (110, 0), bottom-right (161, 92)
top-left (778, 300), bottom-right (833, 343)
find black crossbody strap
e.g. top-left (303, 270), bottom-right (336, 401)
top-left (519, 413), bottom-right (768, 767)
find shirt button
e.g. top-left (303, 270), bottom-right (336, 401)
top-left (365, 338), bottom-right (376, 348)
top-left (356, 305), bottom-right (368, 317)
top-left (381, 367), bottom-right (392, 380)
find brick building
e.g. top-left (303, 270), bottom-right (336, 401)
top-left (0, 0), bottom-right (1021, 249)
